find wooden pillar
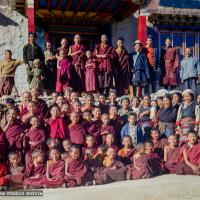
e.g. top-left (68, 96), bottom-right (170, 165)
top-left (138, 14), bottom-right (147, 46)
top-left (26, 0), bottom-right (35, 33)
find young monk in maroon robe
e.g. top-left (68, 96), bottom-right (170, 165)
top-left (85, 50), bottom-right (98, 92)
top-left (150, 128), bottom-right (168, 160)
top-left (68, 112), bottom-right (86, 146)
top-left (22, 101), bottom-right (39, 127)
top-left (81, 94), bottom-right (95, 112)
top-left (164, 135), bottom-right (180, 174)
top-left (23, 150), bottom-right (46, 188)
top-left (82, 110), bottom-right (101, 145)
top-left (118, 136), bottom-right (135, 165)
top-left (43, 148), bottom-right (65, 188)
top-left (105, 133), bottom-right (119, 154)
top-left (56, 49), bottom-right (72, 93)
top-left (31, 88), bottom-right (49, 119)
top-left (68, 34), bottom-right (86, 91)
top-left (127, 143), bottom-right (153, 180)
top-left (102, 146), bottom-right (126, 183)
top-left (98, 94), bottom-right (109, 114)
top-left (3, 108), bottom-right (26, 153)
top-left (5, 152), bottom-right (24, 189)
top-left (92, 106), bottom-right (102, 129)
top-left (71, 100), bottom-right (83, 122)
top-left (145, 141), bottom-right (163, 176)
top-left (19, 91), bottom-right (32, 120)
top-left (115, 37), bottom-right (130, 95)
top-left (175, 132), bottom-right (200, 175)
top-left (48, 105), bottom-right (67, 139)
top-left (61, 140), bottom-right (71, 161)
top-left (94, 34), bottom-right (115, 95)
top-left (82, 135), bottom-right (97, 156)
top-left (64, 145), bottom-right (93, 187)
top-left (61, 103), bottom-right (71, 126)
top-left (100, 113), bottom-right (115, 144)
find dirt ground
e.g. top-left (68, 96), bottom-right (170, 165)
top-left (1, 175), bottom-right (199, 200)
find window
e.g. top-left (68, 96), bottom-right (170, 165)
top-left (173, 32), bottom-right (183, 59)
top-left (186, 33), bottom-right (195, 56)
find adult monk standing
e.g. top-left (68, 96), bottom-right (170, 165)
top-left (95, 34), bottom-right (115, 96)
top-left (160, 38), bottom-right (179, 90)
top-left (68, 34), bottom-right (86, 92)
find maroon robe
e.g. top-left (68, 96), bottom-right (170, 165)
top-left (146, 152), bottom-right (163, 176)
top-left (64, 158), bottom-right (93, 187)
top-left (5, 119), bottom-right (26, 152)
top-left (118, 147), bottom-right (135, 165)
top-left (0, 163), bottom-right (7, 186)
top-left (19, 104), bottom-right (28, 120)
top-left (82, 120), bottom-right (101, 145)
top-left (115, 48), bottom-right (130, 95)
top-left (160, 47), bottom-right (179, 86)
top-left (70, 44), bottom-right (86, 91)
top-left (23, 162), bottom-right (45, 188)
top-left (85, 58), bottom-right (98, 92)
top-left (28, 127), bottom-right (46, 151)
top-left (68, 123), bottom-right (86, 145)
top-left (152, 138), bottom-right (168, 160)
top-left (164, 147), bottom-right (180, 174)
top-left (100, 124), bottom-right (115, 144)
top-left (175, 143), bottom-right (200, 175)
top-left (35, 99), bottom-right (49, 119)
top-left (42, 160), bottom-right (65, 188)
top-left (0, 130), bottom-right (6, 162)
top-left (5, 165), bottom-right (24, 188)
top-left (94, 44), bottom-right (115, 89)
top-left (49, 117), bottom-right (67, 139)
top-left (127, 154), bottom-right (153, 179)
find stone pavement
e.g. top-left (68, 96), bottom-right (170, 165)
top-left (1, 175), bottom-right (199, 200)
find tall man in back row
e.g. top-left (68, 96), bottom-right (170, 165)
top-left (23, 32), bottom-right (44, 85)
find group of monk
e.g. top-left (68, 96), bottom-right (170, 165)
top-left (0, 85), bottom-right (199, 190)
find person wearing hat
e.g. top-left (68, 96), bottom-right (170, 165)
top-left (176, 89), bottom-right (200, 142)
top-left (23, 32), bottom-right (44, 85)
top-left (0, 50), bottom-right (23, 96)
top-left (143, 35), bottom-right (160, 93)
top-left (180, 47), bottom-right (200, 94)
top-left (132, 40), bottom-right (150, 97)
top-left (160, 38), bottom-right (179, 90)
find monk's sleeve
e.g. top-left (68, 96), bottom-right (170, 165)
top-left (174, 49), bottom-right (179, 71)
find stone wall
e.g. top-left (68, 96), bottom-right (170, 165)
top-left (0, 2), bottom-right (29, 94)
top-left (111, 15), bottom-right (138, 53)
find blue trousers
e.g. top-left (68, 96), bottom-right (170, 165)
top-left (184, 78), bottom-right (197, 93)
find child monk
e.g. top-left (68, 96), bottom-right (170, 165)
top-left (118, 135), bottom-right (135, 165)
top-left (5, 152), bottom-right (24, 189)
top-left (3, 108), bottom-right (26, 154)
top-left (82, 110), bottom-right (101, 145)
top-left (100, 113), bottom-right (115, 144)
top-left (64, 145), bottom-right (93, 187)
top-left (85, 50), bottom-right (98, 93)
top-left (150, 128), bottom-right (168, 160)
top-left (43, 148), bottom-right (65, 188)
top-left (82, 135), bottom-right (97, 156)
top-left (19, 91), bottom-right (32, 119)
top-left (102, 146), bottom-right (126, 183)
top-left (145, 141), bottom-right (163, 176)
top-left (164, 135), bottom-right (180, 174)
top-left (92, 106), bottom-right (102, 129)
top-left (61, 139), bottom-right (71, 161)
top-left (23, 150), bottom-right (46, 189)
top-left (105, 133), bottom-right (119, 153)
top-left (56, 49), bottom-right (72, 93)
top-left (176, 131), bottom-right (200, 175)
top-left (68, 112), bottom-right (86, 147)
top-left (127, 143), bottom-right (153, 180)
top-left (81, 94), bottom-right (95, 112)
top-left (48, 105), bottom-right (67, 139)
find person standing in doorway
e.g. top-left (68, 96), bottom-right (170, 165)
top-left (23, 32), bottom-right (44, 86)
top-left (160, 38), bottom-right (179, 90)
top-left (180, 47), bottom-right (200, 94)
